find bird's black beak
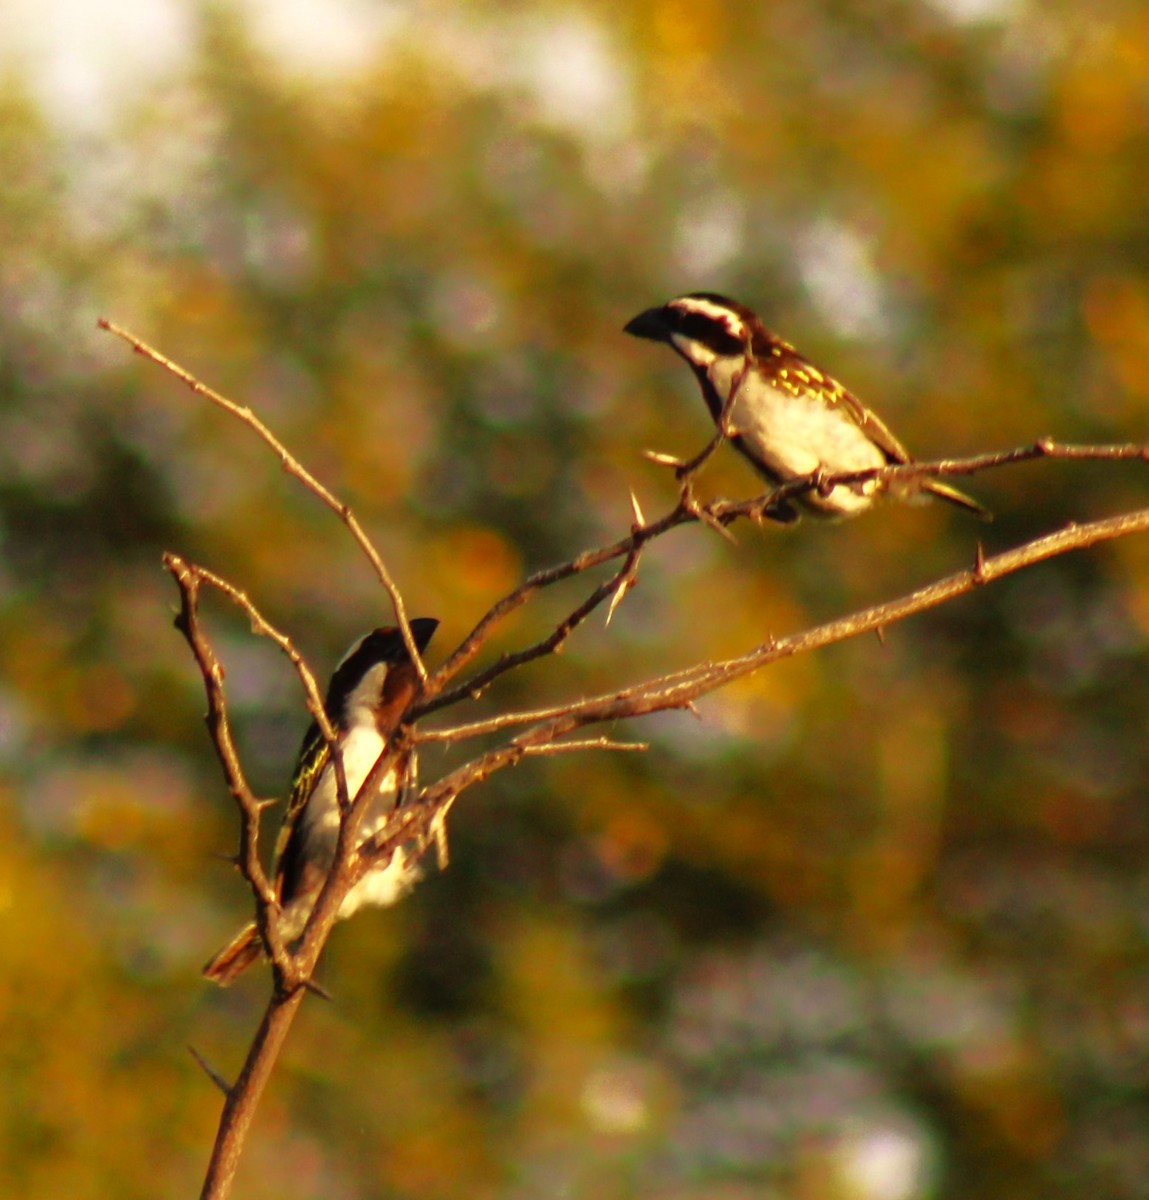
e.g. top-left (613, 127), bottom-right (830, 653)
top-left (408, 617), bottom-right (439, 654)
top-left (623, 306), bottom-right (672, 343)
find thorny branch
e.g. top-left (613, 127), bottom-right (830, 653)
top-left (410, 436), bottom-right (1149, 719)
top-left (397, 505), bottom-right (1149, 815)
top-left (101, 321), bottom-right (1149, 1200)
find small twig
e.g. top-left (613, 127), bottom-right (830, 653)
top-left (673, 359), bottom-right (749, 482)
top-left (164, 557), bottom-right (283, 941)
top-left (199, 989), bottom-right (308, 1200)
top-left (170, 557), bottom-right (336, 744)
top-left (98, 319), bottom-right (427, 681)
top-left (417, 537), bottom-right (650, 714)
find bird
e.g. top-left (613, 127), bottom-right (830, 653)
top-left (624, 292), bottom-right (990, 523)
top-left (202, 617), bottom-right (440, 986)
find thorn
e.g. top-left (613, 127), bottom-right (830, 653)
top-left (973, 541), bottom-right (988, 583)
top-left (875, 625), bottom-right (887, 646)
top-left (628, 488), bottom-right (646, 528)
top-left (605, 575), bottom-right (634, 626)
top-left (432, 812), bottom-right (450, 869)
top-left (302, 977), bottom-right (334, 1002)
top-left (188, 1045), bottom-right (232, 1096)
top-left (684, 700), bottom-right (702, 720)
top-left (642, 448), bottom-right (684, 468)
top-left (1035, 437), bottom-right (1055, 455)
top-left (211, 852), bottom-right (243, 868)
top-left (696, 504), bottom-right (738, 543)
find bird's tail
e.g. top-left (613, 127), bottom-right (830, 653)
top-left (202, 922), bottom-right (262, 987)
top-left (923, 479), bottom-right (993, 522)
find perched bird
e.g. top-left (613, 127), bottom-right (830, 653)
top-left (624, 292), bottom-right (989, 523)
top-left (203, 617), bottom-right (439, 986)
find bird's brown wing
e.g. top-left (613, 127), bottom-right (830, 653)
top-left (763, 341), bottom-right (913, 466)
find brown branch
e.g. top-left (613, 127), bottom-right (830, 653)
top-left (98, 318), bottom-right (428, 680)
top-left (199, 989), bottom-right (308, 1200)
top-left (414, 438), bottom-right (1149, 717)
top-left (756, 438), bottom-right (1149, 516)
top-left (170, 557), bottom-right (336, 744)
top-left (413, 507), bottom-right (1149, 762)
top-left (173, 576), bottom-right (431, 1200)
top-left (520, 736), bottom-right (649, 757)
top-left (415, 503), bottom-right (686, 713)
top-left (164, 557), bottom-right (283, 945)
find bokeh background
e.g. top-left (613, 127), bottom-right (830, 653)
top-left (4, 1), bottom-right (1149, 1197)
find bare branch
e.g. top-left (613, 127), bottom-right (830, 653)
top-left (762, 438), bottom-right (1149, 514)
top-left (164, 556), bottom-right (293, 975)
top-left (416, 521), bottom-right (656, 715)
top-left (173, 558), bottom-right (336, 744)
top-left (415, 436), bottom-right (1149, 715)
top-left (416, 506), bottom-right (1149, 757)
top-left (199, 990), bottom-right (308, 1200)
top-left (98, 318), bottom-right (428, 680)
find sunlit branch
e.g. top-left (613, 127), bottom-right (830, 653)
top-left (98, 318), bottom-right (428, 680)
top-left (415, 505), bottom-right (1149, 754)
top-left (416, 438), bottom-right (1149, 716)
top-left (163, 556), bottom-right (290, 972)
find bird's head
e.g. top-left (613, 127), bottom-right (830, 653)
top-left (325, 617), bottom-right (439, 732)
top-left (624, 293), bottom-right (761, 368)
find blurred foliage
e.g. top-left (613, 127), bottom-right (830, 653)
top-left (3, 1), bottom-right (1149, 1197)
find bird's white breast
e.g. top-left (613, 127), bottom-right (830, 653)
top-left (300, 725), bottom-right (397, 863)
top-left (711, 356), bottom-right (886, 514)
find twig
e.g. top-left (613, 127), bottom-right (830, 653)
top-left (164, 557), bottom-right (285, 954)
top-left (168, 557), bottom-right (336, 744)
top-left (97, 319), bottom-right (428, 680)
top-left (762, 438), bottom-right (1149, 513)
top-left (415, 502), bottom-right (687, 712)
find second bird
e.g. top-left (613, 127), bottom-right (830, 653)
top-left (202, 617), bottom-right (439, 986)
top-left (624, 292), bottom-right (989, 523)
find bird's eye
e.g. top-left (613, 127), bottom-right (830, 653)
top-left (678, 311), bottom-right (744, 355)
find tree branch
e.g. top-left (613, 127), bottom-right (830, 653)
top-left (98, 318), bottom-right (428, 680)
